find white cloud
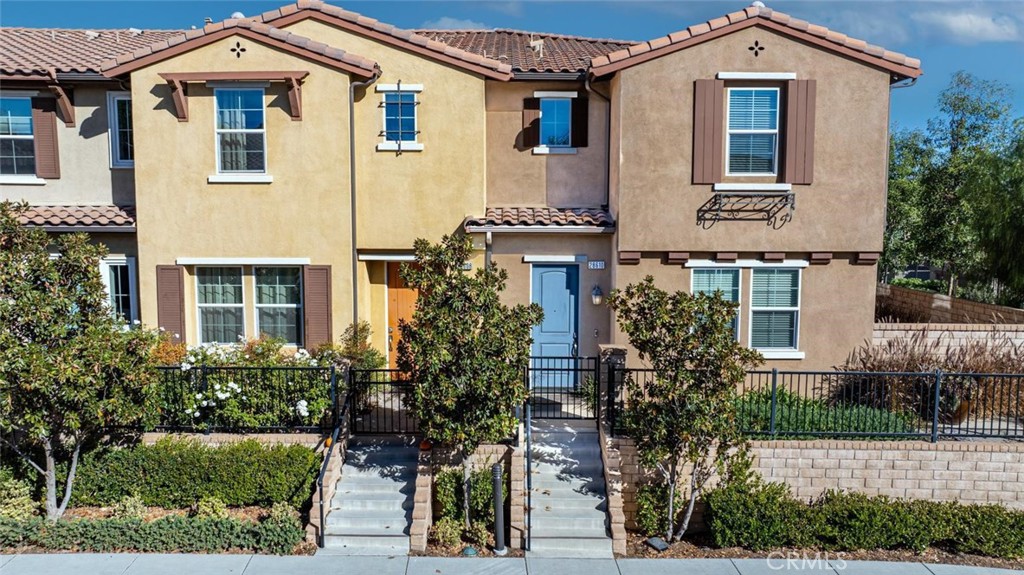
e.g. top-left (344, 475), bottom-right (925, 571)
top-left (819, 9), bottom-right (912, 46)
top-left (912, 10), bottom-right (1021, 44)
top-left (486, 2), bottom-right (523, 18)
top-left (420, 16), bottom-right (490, 30)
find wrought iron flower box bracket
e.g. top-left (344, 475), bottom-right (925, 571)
top-left (698, 190), bottom-right (796, 229)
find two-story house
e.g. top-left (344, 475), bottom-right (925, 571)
top-left (0, 1), bottom-right (919, 372)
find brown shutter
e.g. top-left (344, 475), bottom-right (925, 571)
top-left (692, 79), bottom-right (724, 184)
top-left (522, 97), bottom-right (541, 148)
top-left (31, 98), bottom-right (60, 179)
top-left (303, 265), bottom-right (332, 349)
top-left (156, 265), bottom-right (185, 343)
top-left (571, 96), bottom-right (589, 148)
top-left (784, 79), bottom-right (817, 185)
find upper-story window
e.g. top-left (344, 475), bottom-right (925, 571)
top-left (0, 97), bottom-right (35, 176)
top-left (726, 88), bottom-right (779, 176)
top-left (107, 92), bottom-right (133, 168)
top-left (750, 268), bottom-right (800, 350)
top-left (692, 268), bottom-right (740, 340)
top-left (524, 92), bottom-right (588, 155)
top-left (376, 83), bottom-right (423, 152)
top-left (540, 98), bottom-right (571, 147)
top-left (215, 89), bottom-right (266, 173)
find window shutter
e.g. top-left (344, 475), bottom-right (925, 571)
top-left (31, 97), bottom-right (60, 179)
top-left (692, 79), bottom-right (724, 184)
top-left (522, 97), bottom-right (541, 148)
top-left (156, 265), bottom-right (185, 343)
top-left (784, 79), bottom-right (816, 185)
top-left (303, 265), bottom-right (333, 349)
top-left (570, 96), bottom-right (589, 148)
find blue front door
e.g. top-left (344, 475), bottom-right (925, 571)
top-left (531, 265), bottom-right (579, 387)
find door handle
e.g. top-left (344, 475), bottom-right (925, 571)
top-left (572, 332), bottom-right (579, 357)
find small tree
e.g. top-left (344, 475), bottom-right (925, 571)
top-left (398, 234), bottom-right (542, 528)
top-left (608, 276), bottom-right (762, 541)
top-left (0, 202), bottom-right (159, 520)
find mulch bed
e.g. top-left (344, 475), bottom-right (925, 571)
top-left (627, 533), bottom-right (1024, 570)
top-left (418, 540), bottom-right (525, 558)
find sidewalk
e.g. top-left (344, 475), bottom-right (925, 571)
top-left (1, 554), bottom-right (1022, 575)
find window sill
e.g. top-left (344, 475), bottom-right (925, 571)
top-left (757, 350), bottom-right (806, 360)
top-left (377, 142), bottom-right (424, 152)
top-left (532, 146), bottom-right (577, 155)
top-left (0, 175), bottom-right (46, 185)
top-left (207, 174), bottom-right (274, 184)
top-left (714, 183), bottom-right (792, 192)
top-left (110, 164), bottom-right (135, 170)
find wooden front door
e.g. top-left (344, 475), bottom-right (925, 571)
top-left (387, 262), bottom-right (417, 369)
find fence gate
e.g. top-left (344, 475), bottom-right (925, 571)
top-left (527, 356), bottom-right (599, 420)
top-left (348, 369), bottom-right (419, 434)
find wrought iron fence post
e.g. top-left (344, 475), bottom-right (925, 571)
top-left (931, 369), bottom-right (943, 443)
top-left (200, 365), bottom-right (210, 435)
top-left (769, 368), bottom-right (779, 437)
top-left (594, 358), bottom-right (602, 426)
top-left (329, 366), bottom-right (338, 430)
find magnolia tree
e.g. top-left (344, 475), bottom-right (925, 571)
top-left (397, 234), bottom-right (542, 528)
top-left (608, 276), bottom-right (762, 541)
top-left (0, 202), bottom-right (159, 520)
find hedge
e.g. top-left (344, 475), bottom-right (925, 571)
top-left (735, 388), bottom-right (920, 438)
top-left (70, 438), bottom-right (320, 509)
top-left (705, 477), bottom-right (1024, 559)
top-left (0, 514), bottom-right (302, 554)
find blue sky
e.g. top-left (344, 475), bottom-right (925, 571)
top-left (3, 0), bottom-right (1022, 132)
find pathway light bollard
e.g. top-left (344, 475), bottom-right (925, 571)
top-left (492, 462), bottom-right (507, 556)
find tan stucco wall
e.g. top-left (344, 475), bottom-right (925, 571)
top-left (129, 35), bottom-right (354, 343)
top-left (615, 26), bottom-right (891, 253)
top-left (283, 19), bottom-right (487, 251)
top-left (487, 233), bottom-right (613, 359)
top-left (610, 254), bottom-right (876, 370)
top-left (0, 86), bottom-right (135, 205)
top-left (484, 81), bottom-right (608, 208)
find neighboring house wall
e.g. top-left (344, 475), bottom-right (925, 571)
top-left (878, 284), bottom-right (1024, 324)
top-left (484, 80), bottom-right (608, 208)
top-left (129, 36), bottom-right (354, 345)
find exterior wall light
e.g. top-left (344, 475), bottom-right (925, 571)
top-left (591, 285), bottom-right (604, 306)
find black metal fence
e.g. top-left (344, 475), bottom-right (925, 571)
top-left (155, 365), bottom-right (337, 432)
top-left (348, 369), bottom-right (419, 434)
top-left (527, 356), bottom-right (600, 419)
top-left (607, 365), bottom-right (1024, 441)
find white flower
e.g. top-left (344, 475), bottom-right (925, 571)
top-left (181, 362), bottom-right (192, 372)
top-left (195, 393), bottom-right (203, 400)
top-left (133, 319), bottom-right (141, 325)
top-left (200, 400), bottom-right (208, 407)
top-left (310, 359), bottom-right (318, 366)
top-left (216, 391), bottom-right (229, 400)
top-left (295, 399), bottom-right (309, 418)
top-left (295, 348), bottom-right (310, 360)
top-left (214, 384), bottom-right (221, 391)
top-left (174, 333), bottom-right (180, 339)
top-left (185, 408), bottom-right (193, 415)
top-left (193, 412), bottom-right (200, 418)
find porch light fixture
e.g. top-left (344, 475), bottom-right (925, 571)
top-left (591, 285), bottom-right (604, 306)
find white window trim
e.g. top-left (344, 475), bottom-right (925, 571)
top-left (0, 175), bottom-right (45, 185)
top-left (685, 259), bottom-right (809, 269)
top-left (717, 72), bottom-right (796, 80)
top-left (691, 268), bottom-right (741, 342)
top-left (714, 183), bottom-right (792, 192)
top-left (357, 253), bottom-right (416, 261)
top-left (725, 86), bottom-right (780, 177)
top-left (0, 90), bottom-right (40, 98)
top-left (533, 91), bottom-right (578, 98)
top-left (213, 88), bottom-right (268, 175)
top-left (207, 174), bottom-right (274, 184)
top-left (106, 91), bottom-right (133, 169)
top-left (196, 266), bottom-right (246, 345)
top-left (177, 257), bottom-right (310, 266)
top-left (99, 255), bottom-right (138, 322)
top-left (748, 268), bottom-right (802, 354)
top-left (522, 254), bottom-right (587, 264)
top-left (532, 145), bottom-right (577, 155)
top-left (1, 95), bottom-right (36, 178)
top-left (378, 86), bottom-right (422, 152)
top-left (253, 266), bottom-right (303, 346)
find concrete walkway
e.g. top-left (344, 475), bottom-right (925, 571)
top-left (1, 554), bottom-right (1021, 575)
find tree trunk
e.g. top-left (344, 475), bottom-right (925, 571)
top-left (673, 472), bottom-right (699, 542)
top-left (462, 451), bottom-right (473, 529)
top-left (665, 462), bottom-right (677, 541)
top-left (57, 442), bottom-right (81, 518)
top-left (43, 437), bottom-right (59, 521)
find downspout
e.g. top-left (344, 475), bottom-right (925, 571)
top-left (881, 75), bottom-right (918, 282)
top-left (349, 69), bottom-right (381, 326)
top-left (584, 73), bottom-right (612, 208)
top-left (485, 231), bottom-right (493, 269)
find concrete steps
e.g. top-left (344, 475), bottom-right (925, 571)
top-left (317, 437), bottom-right (418, 556)
top-left (527, 421), bottom-right (613, 558)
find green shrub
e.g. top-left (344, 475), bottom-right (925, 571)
top-left (0, 468), bottom-right (37, 520)
top-left (735, 388), bottom-right (920, 439)
top-left (430, 516), bottom-right (462, 548)
top-left (110, 496), bottom-right (146, 521)
top-left (71, 438), bottom-right (320, 509)
top-left (433, 465), bottom-right (508, 528)
top-left (465, 521), bottom-right (489, 547)
top-left (891, 277), bottom-right (946, 293)
top-left (194, 496), bottom-right (228, 519)
top-left (635, 482), bottom-right (682, 537)
top-left (576, 376), bottom-right (599, 416)
top-left (0, 514), bottom-right (303, 554)
top-left (705, 472), bottom-right (810, 550)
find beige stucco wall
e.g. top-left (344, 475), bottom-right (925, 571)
top-left (615, 25), bottom-right (891, 253)
top-left (0, 85), bottom-right (135, 205)
top-left (610, 254), bottom-right (876, 370)
top-left (283, 19), bottom-right (487, 251)
top-left (484, 81), bottom-right (608, 208)
top-left (129, 35), bottom-right (354, 343)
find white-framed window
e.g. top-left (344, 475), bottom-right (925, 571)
top-left (540, 98), bottom-right (572, 148)
top-left (107, 92), bottom-right (133, 168)
top-left (99, 256), bottom-right (138, 322)
top-left (254, 266), bottom-right (303, 345)
top-left (0, 97), bottom-right (35, 175)
top-left (750, 268), bottom-right (800, 351)
top-left (196, 267), bottom-right (245, 344)
top-left (376, 83), bottom-right (422, 152)
top-left (726, 87), bottom-right (780, 176)
top-left (214, 89), bottom-right (266, 173)
top-left (692, 268), bottom-right (740, 340)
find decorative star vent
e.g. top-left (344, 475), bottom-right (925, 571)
top-left (230, 42), bottom-right (247, 58)
top-left (748, 40), bottom-right (765, 57)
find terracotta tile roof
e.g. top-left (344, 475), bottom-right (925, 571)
top-left (591, 5), bottom-right (922, 78)
top-left (101, 18), bottom-right (378, 76)
top-left (465, 207), bottom-right (614, 229)
top-left (413, 29), bottom-right (635, 74)
top-left (18, 205), bottom-right (136, 229)
top-left (0, 28), bottom-right (182, 76)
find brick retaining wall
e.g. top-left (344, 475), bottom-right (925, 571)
top-left (877, 284), bottom-right (1024, 324)
top-left (872, 323), bottom-right (1024, 348)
